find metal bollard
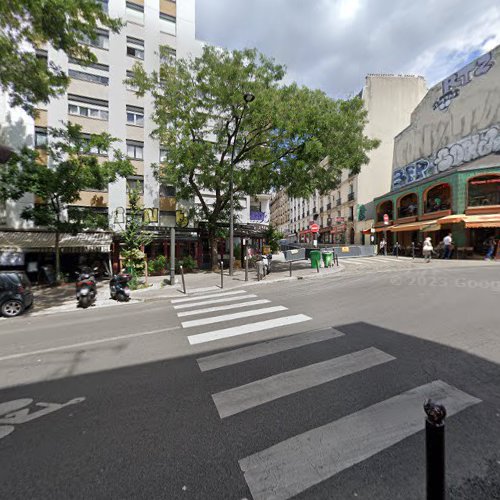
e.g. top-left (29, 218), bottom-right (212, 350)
top-left (220, 260), bottom-right (224, 289)
top-left (180, 265), bottom-right (186, 294)
top-left (412, 242), bottom-right (415, 259)
top-left (245, 255), bottom-right (249, 282)
top-left (424, 400), bottom-right (446, 500)
top-left (289, 261), bottom-right (292, 277)
top-left (317, 259), bottom-right (320, 273)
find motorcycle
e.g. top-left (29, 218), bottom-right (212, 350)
top-left (110, 273), bottom-right (131, 302)
top-left (75, 267), bottom-right (97, 309)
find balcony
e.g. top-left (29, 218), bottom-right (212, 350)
top-left (348, 192), bottom-right (355, 201)
top-left (327, 203), bottom-right (331, 210)
top-left (336, 199), bottom-right (341, 206)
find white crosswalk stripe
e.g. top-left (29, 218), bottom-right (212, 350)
top-left (171, 290), bottom-right (247, 304)
top-left (173, 294), bottom-right (258, 310)
top-left (181, 305), bottom-right (288, 329)
top-left (177, 299), bottom-right (271, 317)
top-left (212, 347), bottom-right (394, 418)
top-left (240, 380), bottom-right (481, 500)
top-left (187, 315), bottom-right (312, 345)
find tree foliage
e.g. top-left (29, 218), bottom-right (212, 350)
top-left (0, 0), bottom-right (122, 115)
top-left (120, 188), bottom-right (153, 285)
top-left (0, 123), bottom-right (134, 278)
top-left (264, 225), bottom-right (285, 254)
top-left (129, 45), bottom-right (379, 265)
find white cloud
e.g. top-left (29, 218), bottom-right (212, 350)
top-left (195, 0), bottom-right (500, 97)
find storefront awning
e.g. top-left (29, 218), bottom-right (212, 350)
top-left (374, 226), bottom-right (392, 232)
top-left (391, 221), bottom-right (427, 232)
top-left (436, 214), bottom-right (466, 224)
top-left (420, 222), bottom-right (441, 232)
top-left (464, 214), bottom-right (500, 228)
top-left (0, 231), bottom-right (113, 253)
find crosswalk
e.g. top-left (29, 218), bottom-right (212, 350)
top-left (340, 255), bottom-right (418, 273)
top-left (169, 290), bottom-right (482, 499)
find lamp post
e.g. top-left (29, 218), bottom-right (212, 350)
top-left (229, 92), bottom-right (255, 276)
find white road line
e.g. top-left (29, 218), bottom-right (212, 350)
top-left (212, 347), bottom-right (394, 418)
top-left (240, 380), bottom-right (481, 500)
top-left (177, 299), bottom-right (271, 317)
top-left (174, 294), bottom-right (258, 310)
top-left (197, 329), bottom-right (344, 372)
top-left (0, 326), bottom-right (180, 362)
top-left (181, 306), bottom-right (287, 329)
top-left (187, 315), bottom-right (312, 345)
top-left (171, 290), bottom-right (247, 304)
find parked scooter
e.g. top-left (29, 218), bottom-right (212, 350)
top-left (109, 273), bottom-right (131, 302)
top-left (75, 267), bottom-right (97, 309)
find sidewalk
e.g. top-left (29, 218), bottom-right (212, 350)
top-left (133, 259), bottom-right (344, 300)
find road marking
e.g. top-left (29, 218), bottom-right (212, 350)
top-left (0, 326), bottom-right (180, 362)
top-left (178, 299), bottom-right (271, 317)
top-left (181, 306), bottom-right (287, 329)
top-left (197, 329), bottom-right (344, 372)
top-left (240, 380), bottom-right (481, 500)
top-left (171, 290), bottom-right (247, 304)
top-left (187, 315), bottom-right (312, 345)
top-left (212, 347), bottom-right (394, 418)
top-left (174, 294), bottom-right (258, 310)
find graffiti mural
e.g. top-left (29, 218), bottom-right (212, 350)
top-left (433, 51), bottom-right (495, 111)
top-left (392, 124), bottom-right (500, 189)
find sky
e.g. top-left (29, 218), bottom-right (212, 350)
top-left (195, 0), bottom-right (500, 98)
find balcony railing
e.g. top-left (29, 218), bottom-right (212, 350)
top-left (327, 203), bottom-right (331, 210)
top-left (336, 199), bottom-right (341, 206)
top-left (348, 192), bottom-right (355, 201)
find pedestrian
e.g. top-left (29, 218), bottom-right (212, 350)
top-left (484, 235), bottom-right (496, 260)
top-left (379, 238), bottom-right (386, 255)
top-left (423, 237), bottom-right (433, 263)
top-left (442, 232), bottom-right (453, 259)
top-left (393, 241), bottom-right (401, 257)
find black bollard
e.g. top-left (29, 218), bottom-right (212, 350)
top-left (180, 265), bottom-right (186, 294)
top-left (245, 255), bottom-right (249, 282)
top-left (424, 400), bottom-right (446, 500)
top-left (412, 242), bottom-right (415, 259)
top-left (289, 261), bottom-right (292, 277)
top-left (220, 260), bottom-right (224, 289)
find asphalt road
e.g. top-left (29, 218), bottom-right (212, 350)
top-left (1, 261), bottom-right (500, 499)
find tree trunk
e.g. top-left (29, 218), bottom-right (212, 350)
top-left (209, 233), bottom-right (220, 271)
top-left (54, 230), bottom-right (61, 284)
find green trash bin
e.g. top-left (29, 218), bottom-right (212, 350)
top-left (310, 250), bottom-right (322, 269)
top-left (322, 252), bottom-right (333, 268)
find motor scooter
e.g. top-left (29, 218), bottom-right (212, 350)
top-left (110, 273), bottom-right (131, 302)
top-left (75, 267), bottom-right (97, 309)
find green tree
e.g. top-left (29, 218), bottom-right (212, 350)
top-left (264, 225), bottom-right (284, 253)
top-left (0, 0), bottom-right (122, 116)
top-left (0, 123), bottom-right (134, 280)
top-left (129, 45), bottom-right (379, 267)
top-left (120, 188), bottom-right (153, 287)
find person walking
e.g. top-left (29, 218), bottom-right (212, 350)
top-left (484, 235), bottom-right (496, 260)
top-left (423, 237), bottom-right (433, 263)
top-left (442, 232), bottom-right (453, 259)
top-left (379, 238), bottom-right (387, 256)
top-left (393, 241), bottom-right (401, 257)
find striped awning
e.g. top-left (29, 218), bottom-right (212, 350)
top-left (436, 214), bottom-right (466, 224)
top-left (0, 231), bottom-right (113, 253)
top-left (391, 221), bottom-right (427, 232)
top-left (464, 214), bottom-right (500, 228)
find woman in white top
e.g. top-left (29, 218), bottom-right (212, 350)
top-left (423, 237), bottom-right (433, 263)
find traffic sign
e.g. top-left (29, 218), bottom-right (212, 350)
top-left (310, 223), bottom-right (319, 233)
top-left (383, 214), bottom-right (389, 225)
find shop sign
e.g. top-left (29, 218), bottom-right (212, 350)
top-left (250, 211), bottom-right (269, 223)
top-left (341, 247), bottom-right (350, 253)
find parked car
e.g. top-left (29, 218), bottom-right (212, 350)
top-left (0, 271), bottom-right (34, 318)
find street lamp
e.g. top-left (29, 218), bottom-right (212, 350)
top-left (229, 92), bottom-right (255, 276)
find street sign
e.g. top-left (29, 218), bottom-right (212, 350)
top-left (310, 223), bottom-right (319, 233)
top-left (383, 214), bottom-right (389, 225)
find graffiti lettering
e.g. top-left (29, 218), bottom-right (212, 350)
top-left (434, 52), bottom-right (494, 112)
top-left (392, 124), bottom-right (500, 188)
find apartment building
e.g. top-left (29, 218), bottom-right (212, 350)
top-left (0, 0), bottom-right (203, 272)
top-left (270, 190), bottom-right (289, 235)
top-left (287, 74), bottom-right (427, 245)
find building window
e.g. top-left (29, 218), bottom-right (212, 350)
top-left (160, 184), bottom-right (175, 197)
top-left (468, 175), bottom-right (500, 207)
top-left (81, 134), bottom-right (106, 156)
top-left (127, 178), bottom-right (144, 194)
top-left (68, 95), bottom-right (109, 121)
top-left (126, 141), bottom-right (144, 160)
top-left (81, 29), bottom-right (109, 50)
top-left (126, 106), bottom-right (144, 127)
top-left (35, 127), bottom-right (48, 148)
top-left (69, 69), bottom-right (109, 86)
top-left (160, 46), bottom-right (176, 63)
top-left (159, 148), bottom-right (167, 162)
top-left (126, 2), bottom-right (144, 22)
top-left (127, 37), bottom-right (144, 60)
top-left (159, 12), bottom-right (176, 35)
top-left (126, 70), bottom-right (138, 91)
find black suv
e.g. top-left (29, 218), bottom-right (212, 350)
top-left (0, 271), bottom-right (34, 318)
